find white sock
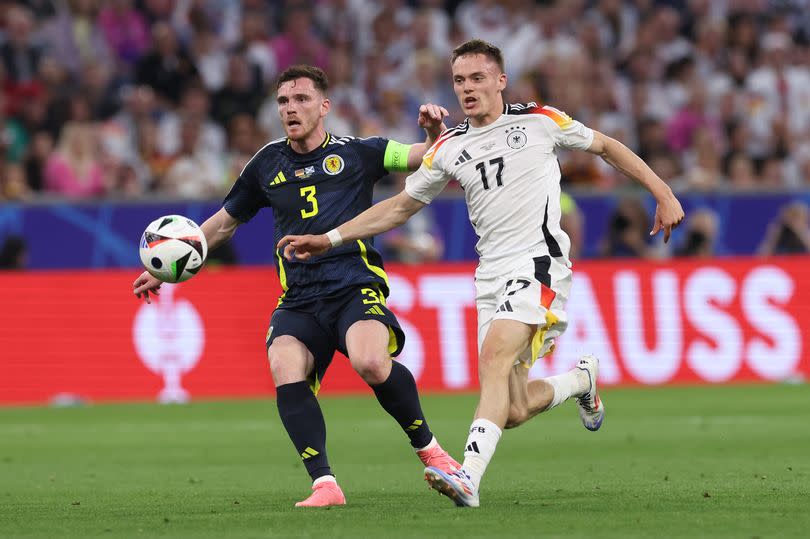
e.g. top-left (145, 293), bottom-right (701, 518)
top-left (313, 475), bottom-right (336, 486)
top-left (462, 418), bottom-right (502, 491)
top-left (416, 435), bottom-right (437, 452)
top-left (545, 368), bottom-right (590, 410)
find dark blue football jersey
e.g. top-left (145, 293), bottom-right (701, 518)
top-left (224, 133), bottom-right (408, 307)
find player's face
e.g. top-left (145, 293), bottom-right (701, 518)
top-left (452, 54), bottom-right (506, 124)
top-left (277, 78), bottom-right (330, 141)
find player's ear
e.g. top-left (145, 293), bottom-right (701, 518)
top-left (320, 97), bottom-right (331, 117)
top-left (498, 72), bottom-right (507, 92)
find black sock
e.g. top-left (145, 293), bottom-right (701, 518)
top-left (276, 381), bottom-right (332, 481)
top-left (371, 361), bottom-right (433, 448)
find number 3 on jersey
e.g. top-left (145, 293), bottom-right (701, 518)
top-left (300, 186), bottom-right (319, 218)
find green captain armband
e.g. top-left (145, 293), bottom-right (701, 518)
top-left (383, 140), bottom-right (413, 172)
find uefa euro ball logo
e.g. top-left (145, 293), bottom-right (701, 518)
top-left (322, 154), bottom-right (344, 175)
top-left (132, 284), bottom-right (204, 403)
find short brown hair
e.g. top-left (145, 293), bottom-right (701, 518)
top-left (451, 39), bottom-right (504, 71)
top-left (277, 65), bottom-right (329, 93)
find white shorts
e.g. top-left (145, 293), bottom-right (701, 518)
top-left (475, 255), bottom-right (571, 367)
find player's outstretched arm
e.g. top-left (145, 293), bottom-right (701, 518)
top-left (134, 208), bottom-right (241, 303)
top-left (200, 207), bottom-right (241, 251)
top-left (407, 103), bottom-right (449, 170)
top-left (586, 130), bottom-right (685, 242)
top-left (278, 190), bottom-right (426, 261)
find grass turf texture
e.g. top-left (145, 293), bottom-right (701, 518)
top-left (1, 385), bottom-right (808, 539)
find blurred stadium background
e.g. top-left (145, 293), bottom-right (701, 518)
top-left (0, 1), bottom-right (808, 537)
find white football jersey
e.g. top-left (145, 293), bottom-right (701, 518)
top-left (405, 102), bottom-right (594, 276)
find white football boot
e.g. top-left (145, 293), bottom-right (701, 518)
top-left (424, 466), bottom-right (480, 507)
top-left (575, 354), bottom-right (605, 431)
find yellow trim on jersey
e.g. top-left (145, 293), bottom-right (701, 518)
top-left (357, 240), bottom-right (389, 290)
top-left (322, 133), bottom-right (331, 147)
top-left (275, 249), bottom-right (288, 306)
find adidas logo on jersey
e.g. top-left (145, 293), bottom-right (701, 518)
top-left (454, 149), bottom-right (472, 166)
top-left (270, 171), bottom-right (287, 186)
top-left (364, 305), bottom-right (385, 316)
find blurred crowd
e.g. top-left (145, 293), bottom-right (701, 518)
top-left (1, 0), bottom-right (809, 261)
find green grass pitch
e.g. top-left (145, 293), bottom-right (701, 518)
top-left (2, 385), bottom-right (808, 539)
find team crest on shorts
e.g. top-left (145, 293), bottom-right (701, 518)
top-left (322, 154), bottom-right (344, 175)
top-left (506, 126), bottom-right (527, 149)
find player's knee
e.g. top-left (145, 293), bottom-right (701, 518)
top-left (350, 352), bottom-right (390, 385)
top-left (478, 348), bottom-right (512, 380)
top-left (267, 336), bottom-right (309, 385)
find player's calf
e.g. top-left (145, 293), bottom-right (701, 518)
top-left (505, 403), bottom-right (530, 429)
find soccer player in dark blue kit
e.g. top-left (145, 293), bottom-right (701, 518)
top-left (133, 65), bottom-right (460, 507)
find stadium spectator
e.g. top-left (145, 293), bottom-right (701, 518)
top-left (187, 19), bottom-right (228, 92)
top-left (0, 92), bottom-right (27, 163)
top-left (270, 6), bottom-right (329, 73)
top-left (674, 207), bottom-right (719, 258)
top-left (159, 115), bottom-right (223, 199)
top-left (210, 53), bottom-right (264, 126)
top-left (22, 130), bottom-right (53, 193)
top-left (134, 118), bottom-right (173, 186)
top-left (223, 113), bottom-right (262, 186)
top-left (682, 127), bottom-right (723, 191)
top-left (746, 32), bottom-right (810, 152)
top-left (0, 162), bottom-right (30, 200)
top-left (135, 21), bottom-right (198, 104)
top-left (98, 0), bottom-right (151, 74)
top-left (158, 82), bottom-right (225, 157)
top-left (600, 196), bottom-right (653, 258)
top-left (77, 63), bottom-right (120, 121)
top-left (236, 9), bottom-right (277, 86)
top-left (41, 0), bottom-right (114, 80)
top-left (758, 200), bottom-right (810, 255)
top-left (0, 5), bottom-right (42, 86)
top-left (724, 152), bottom-right (759, 190)
top-left (44, 122), bottom-right (106, 198)
top-left (0, 234), bottom-right (28, 269)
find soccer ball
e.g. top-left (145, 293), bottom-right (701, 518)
top-left (139, 215), bottom-right (207, 283)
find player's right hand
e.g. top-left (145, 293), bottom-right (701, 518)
top-left (418, 103), bottom-right (449, 132)
top-left (133, 271), bottom-right (162, 304)
top-left (277, 234), bottom-right (331, 261)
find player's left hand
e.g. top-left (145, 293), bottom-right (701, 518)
top-left (418, 103), bottom-right (449, 132)
top-left (277, 234), bottom-right (331, 261)
top-left (650, 192), bottom-right (685, 243)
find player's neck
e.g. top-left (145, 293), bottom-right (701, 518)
top-left (288, 127), bottom-right (328, 154)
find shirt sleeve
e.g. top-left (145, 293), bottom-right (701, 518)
top-left (222, 158), bottom-right (265, 223)
top-left (404, 150), bottom-right (451, 204)
top-left (537, 105), bottom-right (594, 150)
top-left (354, 136), bottom-right (392, 179)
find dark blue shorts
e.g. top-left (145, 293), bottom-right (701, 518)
top-left (265, 285), bottom-right (405, 393)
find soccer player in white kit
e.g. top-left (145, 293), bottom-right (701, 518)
top-left (278, 39), bottom-right (685, 507)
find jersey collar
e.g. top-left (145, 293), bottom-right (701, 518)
top-left (285, 132), bottom-right (331, 155)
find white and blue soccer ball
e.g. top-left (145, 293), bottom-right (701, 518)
top-left (139, 215), bottom-right (207, 283)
